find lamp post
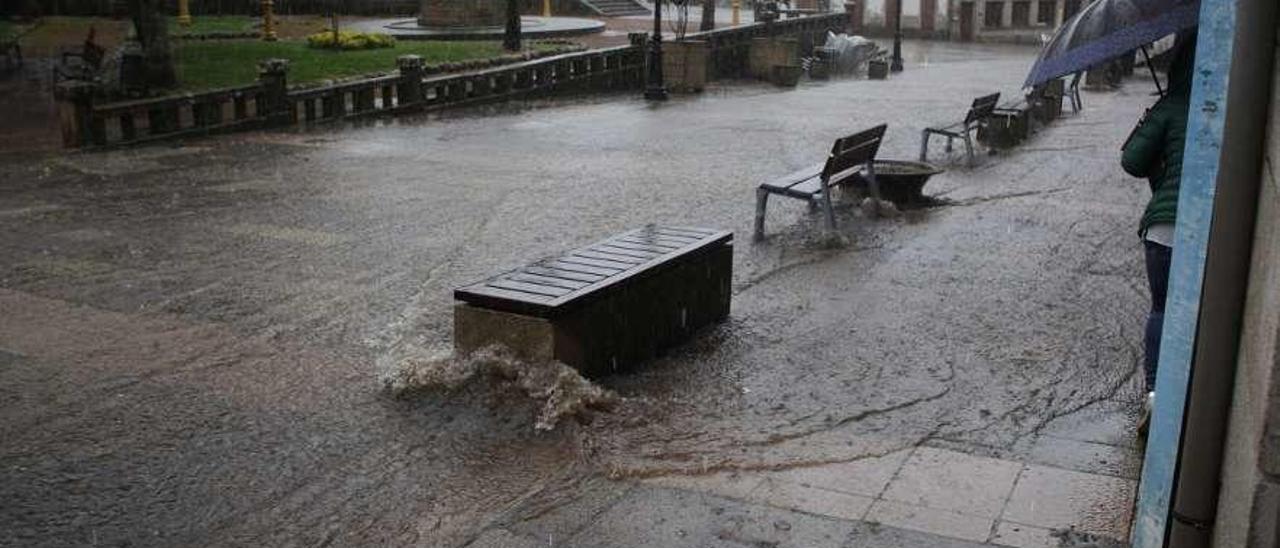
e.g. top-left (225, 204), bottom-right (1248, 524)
top-left (261, 0), bottom-right (279, 42)
top-left (890, 0), bottom-right (904, 71)
top-left (644, 0), bottom-right (668, 101)
top-left (177, 0), bottom-right (193, 27)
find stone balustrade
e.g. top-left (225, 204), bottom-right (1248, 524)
top-left (57, 13), bottom-right (848, 149)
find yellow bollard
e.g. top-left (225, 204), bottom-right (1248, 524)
top-left (542, 0), bottom-right (552, 17)
top-left (261, 0), bottom-right (278, 42)
top-left (732, 0), bottom-right (741, 25)
top-left (177, 0), bottom-right (192, 27)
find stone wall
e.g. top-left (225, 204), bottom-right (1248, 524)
top-left (1212, 17), bottom-right (1280, 548)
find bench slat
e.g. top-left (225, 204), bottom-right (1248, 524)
top-left (523, 265), bottom-right (606, 283)
top-left (571, 251), bottom-right (644, 266)
top-left (456, 226), bottom-right (732, 318)
top-left (505, 272), bottom-right (592, 290)
top-left (486, 279), bottom-right (573, 297)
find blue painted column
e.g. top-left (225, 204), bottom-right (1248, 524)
top-left (1130, 0), bottom-right (1237, 545)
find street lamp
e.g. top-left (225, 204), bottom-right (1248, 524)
top-left (644, 0), bottom-right (669, 101)
top-left (890, 0), bottom-right (904, 71)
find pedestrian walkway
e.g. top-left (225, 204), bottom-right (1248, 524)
top-left (472, 400), bottom-right (1140, 547)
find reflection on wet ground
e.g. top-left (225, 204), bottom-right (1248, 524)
top-left (0, 40), bottom-right (1152, 546)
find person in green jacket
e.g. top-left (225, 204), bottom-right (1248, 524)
top-left (1120, 32), bottom-right (1196, 429)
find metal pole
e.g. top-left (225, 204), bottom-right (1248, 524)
top-left (645, 0), bottom-right (669, 100)
top-left (890, 0), bottom-right (904, 71)
top-left (1140, 45), bottom-right (1164, 96)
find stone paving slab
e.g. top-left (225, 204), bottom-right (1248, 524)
top-left (553, 446), bottom-right (1137, 546)
top-left (1025, 434), bottom-right (1142, 480)
top-left (1001, 464), bottom-right (1136, 539)
top-left (865, 499), bottom-right (995, 542)
top-left (990, 521), bottom-right (1057, 548)
top-left (568, 486), bottom-right (857, 548)
top-left (880, 447), bottom-right (1023, 518)
top-left (762, 449), bottom-right (913, 498)
top-left (746, 477), bottom-right (876, 521)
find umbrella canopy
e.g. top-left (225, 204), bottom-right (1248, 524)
top-left (1024, 0), bottom-right (1200, 88)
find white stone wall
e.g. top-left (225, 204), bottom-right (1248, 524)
top-left (1212, 20), bottom-right (1280, 548)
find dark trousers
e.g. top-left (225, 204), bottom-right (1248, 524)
top-left (1144, 241), bottom-right (1172, 392)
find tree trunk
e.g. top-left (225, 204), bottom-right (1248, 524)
top-left (128, 0), bottom-right (176, 88)
top-left (503, 0), bottom-right (522, 51)
top-left (701, 0), bottom-right (716, 31)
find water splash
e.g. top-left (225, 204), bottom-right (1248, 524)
top-left (383, 344), bottom-right (619, 431)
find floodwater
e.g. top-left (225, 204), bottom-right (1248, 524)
top-left (0, 40), bottom-right (1152, 546)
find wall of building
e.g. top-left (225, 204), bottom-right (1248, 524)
top-left (1212, 19), bottom-right (1280, 548)
top-left (856, 0), bottom-right (948, 34)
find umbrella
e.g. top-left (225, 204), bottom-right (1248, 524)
top-left (1023, 0), bottom-right (1200, 89)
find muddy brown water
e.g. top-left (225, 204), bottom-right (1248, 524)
top-left (0, 40), bottom-right (1154, 546)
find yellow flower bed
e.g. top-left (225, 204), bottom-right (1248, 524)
top-left (306, 30), bottom-right (396, 50)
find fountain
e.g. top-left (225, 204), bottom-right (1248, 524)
top-left (352, 0), bottom-right (606, 40)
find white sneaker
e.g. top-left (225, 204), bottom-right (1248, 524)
top-left (1138, 391), bottom-right (1154, 437)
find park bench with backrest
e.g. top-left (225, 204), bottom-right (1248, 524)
top-left (55, 28), bottom-right (106, 82)
top-left (454, 226), bottom-right (733, 376)
top-left (753, 123), bottom-right (888, 239)
top-left (919, 92), bottom-right (1000, 167)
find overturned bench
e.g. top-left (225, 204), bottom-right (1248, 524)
top-left (454, 226), bottom-right (733, 376)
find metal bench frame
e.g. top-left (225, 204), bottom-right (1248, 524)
top-left (1067, 72), bottom-right (1083, 113)
top-left (754, 123), bottom-right (888, 239)
top-left (919, 92), bottom-right (1000, 167)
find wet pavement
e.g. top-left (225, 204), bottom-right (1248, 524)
top-left (0, 40), bottom-right (1155, 546)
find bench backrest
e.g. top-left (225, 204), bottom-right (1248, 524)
top-left (821, 123), bottom-right (887, 182)
top-left (963, 92), bottom-right (1001, 126)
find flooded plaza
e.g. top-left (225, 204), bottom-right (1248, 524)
top-left (2, 39), bottom-right (1152, 547)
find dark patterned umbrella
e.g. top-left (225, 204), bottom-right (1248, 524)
top-left (1023, 0), bottom-right (1200, 88)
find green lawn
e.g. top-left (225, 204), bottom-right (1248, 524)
top-left (170, 16), bottom-right (256, 35)
top-left (0, 21), bottom-right (15, 41)
top-left (174, 40), bottom-right (553, 91)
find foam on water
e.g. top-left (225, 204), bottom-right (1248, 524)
top-left (382, 344), bottom-right (619, 431)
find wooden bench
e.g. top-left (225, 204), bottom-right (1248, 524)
top-left (454, 226), bottom-right (732, 376)
top-left (754, 123), bottom-right (888, 239)
top-left (919, 92), bottom-right (1000, 167)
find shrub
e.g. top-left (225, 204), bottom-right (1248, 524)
top-left (307, 31), bottom-right (396, 50)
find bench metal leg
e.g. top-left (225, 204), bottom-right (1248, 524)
top-left (963, 131), bottom-right (976, 167)
top-left (946, 136), bottom-right (953, 153)
top-left (754, 187), bottom-right (770, 240)
top-left (919, 129), bottom-right (931, 162)
top-left (819, 182), bottom-right (837, 233)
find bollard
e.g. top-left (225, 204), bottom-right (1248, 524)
top-left (397, 55), bottom-right (425, 107)
top-left (257, 58), bottom-right (291, 125)
top-left (55, 81), bottom-right (98, 148)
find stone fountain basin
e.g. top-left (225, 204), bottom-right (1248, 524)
top-left (847, 159), bottom-right (945, 205)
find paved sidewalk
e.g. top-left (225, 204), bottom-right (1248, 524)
top-left (475, 425), bottom-right (1140, 547)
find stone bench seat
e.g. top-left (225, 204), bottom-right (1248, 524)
top-left (454, 226), bottom-right (733, 375)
